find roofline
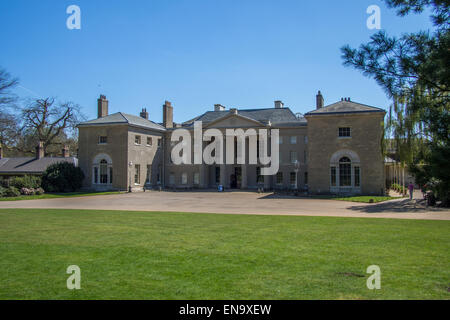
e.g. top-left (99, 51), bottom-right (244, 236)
top-left (304, 110), bottom-right (386, 117)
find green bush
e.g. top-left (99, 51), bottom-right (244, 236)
top-left (0, 186), bottom-right (6, 197)
top-left (4, 186), bottom-right (20, 197)
top-left (9, 175), bottom-right (41, 189)
top-left (41, 162), bottom-right (85, 193)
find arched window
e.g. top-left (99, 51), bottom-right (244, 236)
top-left (339, 157), bottom-right (352, 187)
top-left (92, 154), bottom-right (113, 185)
top-left (100, 159), bottom-right (108, 184)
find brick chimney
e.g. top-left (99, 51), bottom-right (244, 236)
top-left (214, 104), bottom-right (225, 111)
top-left (97, 95), bottom-right (109, 118)
top-left (274, 100), bottom-right (284, 109)
top-left (62, 145), bottom-right (70, 158)
top-left (316, 91), bottom-right (324, 109)
top-left (36, 141), bottom-right (44, 159)
top-left (140, 108), bottom-right (149, 119)
top-left (163, 101), bottom-right (173, 128)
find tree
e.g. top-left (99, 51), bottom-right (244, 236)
top-left (41, 162), bottom-right (85, 192)
top-left (0, 67), bottom-right (18, 109)
top-left (19, 97), bottom-right (85, 155)
top-left (341, 0), bottom-right (449, 204)
top-left (0, 67), bottom-right (20, 155)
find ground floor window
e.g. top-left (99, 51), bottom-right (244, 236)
top-left (330, 167), bottom-right (336, 186)
top-left (146, 165), bottom-right (151, 184)
top-left (290, 172), bottom-right (296, 186)
top-left (193, 172), bottom-right (200, 185)
top-left (304, 172), bottom-right (308, 185)
top-left (169, 173), bottom-right (175, 185)
top-left (92, 155), bottom-right (113, 185)
top-left (134, 164), bottom-right (140, 184)
top-left (256, 167), bottom-right (264, 183)
top-left (215, 167), bottom-right (220, 184)
top-left (276, 172), bottom-right (283, 185)
top-left (339, 157), bottom-right (352, 187)
top-left (354, 166), bottom-right (360, 187)
top-left (181, 173), bottom-right (188, 185)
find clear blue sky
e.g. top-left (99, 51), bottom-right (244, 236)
top-left (0, 0), bottom-right (434, 123)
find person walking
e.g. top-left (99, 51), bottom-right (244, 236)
top-left (408, 183), bottom-right (414, 200)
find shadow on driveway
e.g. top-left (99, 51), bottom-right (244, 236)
top-left (347, 199), bottom-right (443, 214)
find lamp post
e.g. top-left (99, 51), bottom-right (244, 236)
top-left (128, 161), bottom-right (133, 193)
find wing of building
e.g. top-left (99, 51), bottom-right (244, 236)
top-left (77, 92), bottom-right (386, 195)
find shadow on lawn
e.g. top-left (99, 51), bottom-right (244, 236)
top-left (347, 199), bottom-right (445, 214)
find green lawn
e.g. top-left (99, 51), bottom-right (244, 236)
top-left (0, 191), bottom-right (123, 201)
top-left (0, 209), bottom-right (448, 300)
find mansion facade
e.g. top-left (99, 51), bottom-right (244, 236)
top-left (77, 92), bottom-right (386, 195)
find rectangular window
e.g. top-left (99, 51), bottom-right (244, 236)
top-left (169, 173), bottom-right (175, 185)
top-left (146, 165), bottom-right (151, 184)
top-left (157, 165), bottom-right (161, 184)
top-left (339, 127), bottom-right (351, 137)
top-left (94, 167), bottom-right (98, 184)
top-left (354, 166), bottom-right (360, 187)
top-left (147, 137), bottom-right (152, 146)
top-left (181, 173), bottom-right (188, 185)
top-left (279, 152), bottom-right (283, 164)
top-left (98, 136), bottom-right (107, 144)
top-left (304, 150), bottom-right (307, 163)
top-left (256, 167), bottom-right (264, 183)
top-left (304, 136), bottom-right (308, 144)
top-left (331, 167), bottom-right (336, 186)
top-left (134, 164), bottom-right (140, 184)
top-left (135, 135), bottom-right (141, 145)
top-left (290, 172), bottom-right (296, 185)
top-left (109, 167), bottom-right (113, 184)
top-left (290, 136), bottom-right (297, 144)
top-left (304, 172), bottom-right (308, 185)
top-left (157, 138), bottom-right (162, 147)
top-left (279, 136), bottom-right (283, 144)
top-left (194, 172), bottom-right (200, 185)
top-left (215, 167), bottom-right (220, 184)
top-left (290, 151), bottom-right (298, 164)
top-left (339, 163), bottom-right (351, 186)
top-left (276, 172), bottom-right (283, 185)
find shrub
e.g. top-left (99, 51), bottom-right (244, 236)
top-left (0, 186), bottom-right (6, 197)
top-left (9, 175), bottom-right (41, 189)
top-left (41, 162), bottom-right (85, 193)
top-left (20, 187), bottom-right (35, 196)
top-left (4, 186), bottom-right (20, 197)
top-left (35, 187), bottom-right (45, 195)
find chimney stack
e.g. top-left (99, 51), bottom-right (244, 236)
top-left (274, 100), bottom-right (284, 109)
top-left (316, 91), bottom-right (324, 109)
top-left (140, 108), bottom-right (149, 119)
top-left (163, 101), bottom-right (173, 128)
top-left (62, 145), bottom-right (70, 158)
top-left (36, 141), bottom-right (44, 159)
top-left (97, 95), bottom-right (109, 118)
top-left (214, 104), bottom-right (226, 111)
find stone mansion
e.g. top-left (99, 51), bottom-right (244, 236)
top-left (77, 92), bottom-right (386, 195)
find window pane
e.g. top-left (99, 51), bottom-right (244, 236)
top-left (94, 167), bottom-right (98, 184)
top-left (339, 163), bottom-right (351, 186)
top-left (276, 172), bottom-right (283, 184)
top-left (331, 167), bottom-right (336, 186)
top-left (100, 160), bottom-right (108, 184)
top-left (109, 167), bottom-right (113, 184)
top-left (181, 173), bottom-right (187, 185)
top-left (290, 151), bottom-right (297, 163)
top-left (194, 172), bottom-right (199, 185)
top-left (354, 167), bottom-right (360, 187)
top-left (290, 136), bottom-right (297, 144)
top-left (339, 127), bottom-right (351, 137)
top-left (290, 172), bottom-right (296, 185)
top-left (135, 164), bottom-right (140, 184)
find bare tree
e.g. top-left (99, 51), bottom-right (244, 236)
top-left (0, 67), bottom-right (19, 108)
top-left (20, 97), bottom-right (85, 154)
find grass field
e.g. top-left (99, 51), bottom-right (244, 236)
top-left (0, 209), bottom-right (448, 299)
top-left (0, 191), bottom-right (123, 201)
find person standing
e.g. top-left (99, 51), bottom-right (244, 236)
top-left (408, 183), bottom-right (415, 200)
